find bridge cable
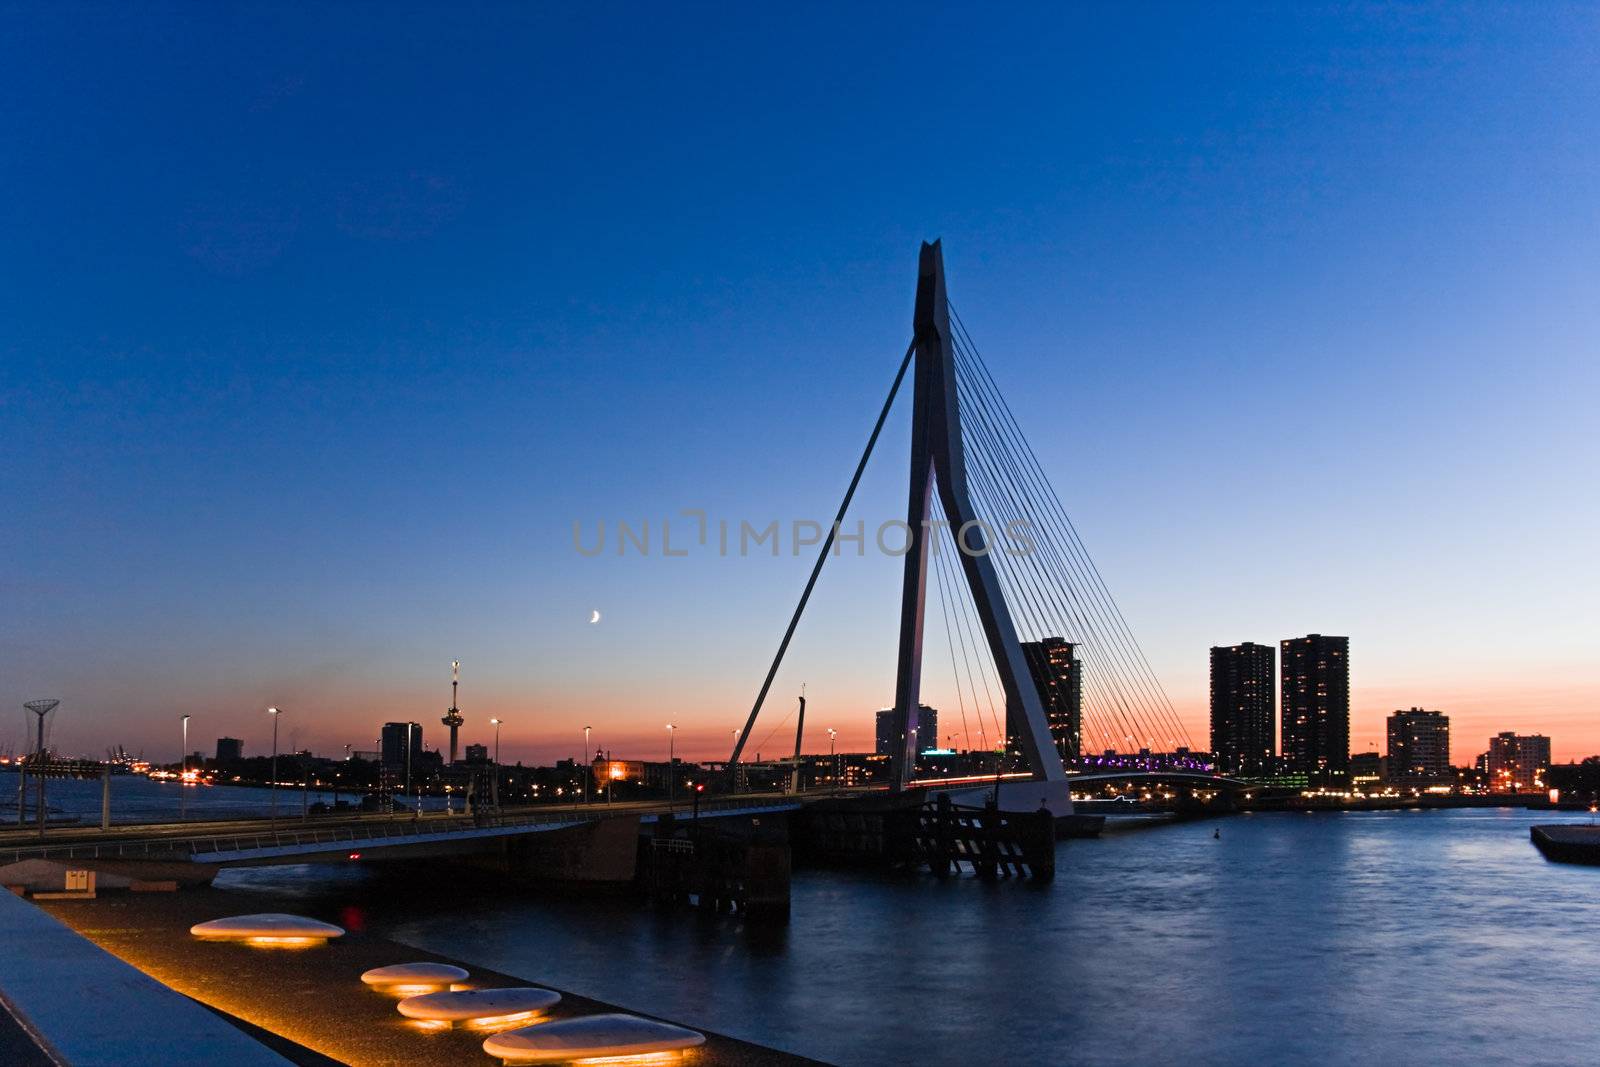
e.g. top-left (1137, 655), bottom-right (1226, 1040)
top-left (930, 516), bottom-right (976, 752)
top-left (949, 311), bottom-right (1193, 750)
top-left (931, 499), bottom-right (1003, 749)
top-left (947, 333), bottom-right (1145, 749)
top-left (955, 351), bottom-right (1164, 753)
top-left (952, 366), bottom-right (1150, 756)
top-left (947, 323), bottom-right (1190, 751)
top-left (956, 341), bottom-right (1176, 754)
top-left (956, 401), bottom-right (1141, 755)
top-left (952, 313), bottom-right (1191, 748)
top-left (726, 337), bottom-right (919, 780)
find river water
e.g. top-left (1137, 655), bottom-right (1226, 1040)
top-left (215, 807), bottom-right (1600, 1065)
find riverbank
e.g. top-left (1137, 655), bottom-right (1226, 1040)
top-left (37, 888), bottom-right (820, 1067)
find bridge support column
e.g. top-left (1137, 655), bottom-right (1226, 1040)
top-left (890, 241), bottom-right (1067, 802)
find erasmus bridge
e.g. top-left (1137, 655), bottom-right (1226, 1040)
top-left (0, 243), bottom-right (1243, 884)
top-left (728, 240), bottom-right (1208, 815)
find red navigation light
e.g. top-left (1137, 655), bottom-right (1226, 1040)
top-left (695, 784), bottom-right (704, 793)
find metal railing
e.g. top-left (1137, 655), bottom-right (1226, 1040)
top-left (0, 792), bottom-right (811, 865)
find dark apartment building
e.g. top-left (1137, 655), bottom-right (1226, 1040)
top-left (1386, 708), bottom-right (1451, 783)
top-left (1013, 637), bottom-right (1083, 765)
top-left (1209, 642), bottom-right (1276, 776)
top-left (1280, 634), bottom-right (1350, 783)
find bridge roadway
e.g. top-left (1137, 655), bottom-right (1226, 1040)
top-left (0, 793), bottom-right (814, 868)
top-left (0, 771), bottom-right (1246, 869)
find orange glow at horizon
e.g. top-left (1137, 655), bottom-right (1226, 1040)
top-left (38, 669), bottom-right (1600, 767)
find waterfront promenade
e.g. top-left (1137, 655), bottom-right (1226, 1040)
top-left (0, 887), bottom-right (294, 1066)
top-left (31, 887), bottom-right (816, 1067)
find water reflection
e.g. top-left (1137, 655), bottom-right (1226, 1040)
top-left (219, 809), bottom-right (1600, 1065)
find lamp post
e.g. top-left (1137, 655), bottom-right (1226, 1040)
top-left (180, 714), bottom-right (191, 821)
top-left (267, 707), bottom-right (281, 821)
top-left (583, 725), bottom-right (592, 805)
top-left (667, 724), bottom-right (676, 805)
top-left (490, 718), bottom-right (502, 810)
top-left (405, 722), bottom-right (416, 815)
top-left (828, 728), bottom-right (837, 793)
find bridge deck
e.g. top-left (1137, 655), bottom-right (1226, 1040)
top-left (0, 795), bottom-right (809, 867)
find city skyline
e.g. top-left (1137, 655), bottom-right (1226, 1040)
top-left (7, 632), bottom-right (1584, 770)
top-left (3, 8), bottom-right (1598, 1067)
top-left (4, 5), bottom-right (1597, 765)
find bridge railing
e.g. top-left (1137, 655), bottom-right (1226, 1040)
top-left (185, 804), bottom-right (636, 859)
top-left (0, 792), bottom-right (809, 866)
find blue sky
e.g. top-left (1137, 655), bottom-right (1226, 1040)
top-left (2, 3), bottom-right (1596, 763)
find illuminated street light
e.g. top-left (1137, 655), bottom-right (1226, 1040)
top-left (180, 714), bottom-right (191, 821)
top-left (828, 728), bottom-right (838, 792)
top-left (267, 707), bottom-right (281, 821)
top-left (490, 718), bottom-right (503, 810)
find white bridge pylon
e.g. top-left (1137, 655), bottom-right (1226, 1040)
top-left (890, 241), bottom-right (1068, 800)
top-left (725, 242), bottom-right (1072, 814)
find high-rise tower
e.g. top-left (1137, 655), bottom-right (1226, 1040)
top-left (1280, 634), bottom-right (1350, 783)
top-left (1210, 642), bottom-right (1275, 777)
top-left (442, 659), bottom-right (464, 764)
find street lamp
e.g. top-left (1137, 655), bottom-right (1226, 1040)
top-left (267, 707), bottom-right (281, 820)
top-left (405, 721), bottom-right (416, 812)
top-left (666, 724), bottom-right (676, 804)
top-left (828, 728), bottom-right (837, 793)
top-left (490, 718), bottom-right (502, 810)
top-left (583, 725), bottom-right (592, 805)
top-left (180, 714), bottom-right (191, 820)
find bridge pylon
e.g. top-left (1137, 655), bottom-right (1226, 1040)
top-left (889, 241), bottom-right (1066, 795)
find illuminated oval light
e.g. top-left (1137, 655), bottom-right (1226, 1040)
top-left (483, 1013), bottom-right (706, 1064)
top-left (397, 987), bottom-right (561, 1029)
top-left (190, 913), bottom-right (344, 946)
top-left (361, 962), bottom-right (471, 993)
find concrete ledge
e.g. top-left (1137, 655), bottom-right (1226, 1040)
top-left (1532, 824), bottom-right (1600, 865)
top-left (0, 889), bottom-right (292, 1066)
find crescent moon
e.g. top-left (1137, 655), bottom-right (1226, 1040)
top-left (589, 610), bottom-right (601, 624)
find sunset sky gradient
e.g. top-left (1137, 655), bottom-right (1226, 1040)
top-left (2, 4), bottom-right (1596, 765)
